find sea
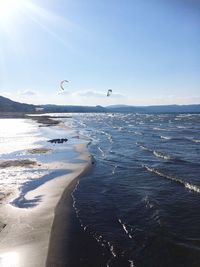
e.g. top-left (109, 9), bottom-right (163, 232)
top-left (62, 113), bottom-right (200, 267)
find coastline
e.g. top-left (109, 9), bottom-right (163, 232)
top-left (0, 114), bottom-right (92, 266)
top-left (46, 148), bottom-right (92, 267)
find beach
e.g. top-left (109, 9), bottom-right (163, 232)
top-left (0, 113), bottom-right (92, 267)
top-left (1, 112), bottom-right (200, 267)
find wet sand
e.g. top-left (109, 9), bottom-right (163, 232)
top-left (0, 115), bottom-right (91, 267)
top-left (46, 160), bottom-right (108, 267)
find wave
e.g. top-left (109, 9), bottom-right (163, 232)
top-left (89, 232), bottom-right (119, 267)
top-left (153, 151), bottom-right (174, 160)
top-left (112, 164), bottom-right (118, 175)
top-left (184, 137), bottom-right (200, 144)
top-left (134, 131), bottom-right (143, 135)
top-left (192, 139), bottom-right (200, 143)
top-left (144, 165), bottom-right (200, 194)
top-left (107, 241), bottom-right (117, 258)
top-left (98, 146), bottom-right (106, 158)
top-left (153, 127), bottom-right (167, 131)
top-left (72, 184), bottom-right (120, 265)
top-left (92, 232), bottom-right (108, 249)
top-left (142, 195), bottom-right (154, 209)
top-left (71, 180), bottom-right (81, 219)
top-left (107, 134), bottom-right (113, 144)
top-left (176, 114), bottom-right (193, 118)
top-left (136, 142), bottom-right (174, 161)
top-left (118, 219), bottom-right (134, 239)
top-left (160, 135), bottom-right (171, 140)
top-left (184, 183), bottom-right (200, 193)
top-left (92, 232), bottom-right (136, 267)
top-left (100, 131), bottom-right (114, 144)
top-left (136, 142), bottom-right (151, 152)
top-left (159, 135), bottom-right (193, 143)
top-left (128, 260), bottom-right (135, 267)
top-left (142, 196), bottom-right (162, 225)
top-left (139, 145), bottom-right (151, 151)
top-left (176, 125), bottom-right (186, 129)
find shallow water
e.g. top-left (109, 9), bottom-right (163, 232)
top-left (0, 119), bottom-right (40, 155)
top-left (64, 113), bottom-right (200, 267)
top-left (0, 118), bottom-right (83, 209)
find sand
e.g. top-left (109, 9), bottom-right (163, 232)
top-left (27, 148), bottom-right (52, 154)
top-left (0, 116), bottom-right (92, 267)
top-left (0, 159), bottom-right (37, 168)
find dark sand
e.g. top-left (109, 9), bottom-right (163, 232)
top-left (27, 148), bottom-right (52, 154)
top-left (0, 159), bottom-right (37, 168)
top-left (0, 112), bottom-right (27, 118)
top-left (0, 112), bottom-right (68, 126)
top-left (46, 156), bottom-right (97, 267)
top-left (46, 178), bottom-right (109, 267)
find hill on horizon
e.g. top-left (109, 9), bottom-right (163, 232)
top-left (106, 104), bottom-right (200, 113)
top-left (0, 95), bottom-right (200, 113)
top-left (0, 95), bottom-right (36, 112)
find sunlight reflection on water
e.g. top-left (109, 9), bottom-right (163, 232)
top-left (0, 119), bottom-right (42, 155)
top-left (0, 251), bottom-right (19, 267)
top-left (0, 119), bottom-right (47, 203)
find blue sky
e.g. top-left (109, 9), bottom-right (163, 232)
top-left (0, 0), bottom-right (199, 106)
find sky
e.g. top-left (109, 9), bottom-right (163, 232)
top-left (0, 0), bottom-right (199, 106)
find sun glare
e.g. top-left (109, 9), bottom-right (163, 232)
top-left (0, 0), bottom-right (20, 23)
top-left (0, 251), bottom-right (20, 267)
top-left (0, 0), bottom-right (70, 52)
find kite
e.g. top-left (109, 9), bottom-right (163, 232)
top-left (107, 89), bottom-right (112, 97)
top-left (60, 80), bottom-right (69, 90)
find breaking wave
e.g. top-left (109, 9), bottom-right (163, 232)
top-left (144, 165), bottom-right (200, 194)
top-left (153, 151), bottom-right (174, 160)
top-left (136, 142), bottom-right (175, 161)
top-left (160, 135), bottom-right (172, 140)
top-left (192, 139), bottom-right (200, 143)
top-left (118, 219), bottom-right (134, 239)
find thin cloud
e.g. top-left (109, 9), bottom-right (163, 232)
top-left (18, 90), bottom-right (37, 96)
top-left (57, 90), bottom-right (70, 95)
top-left (0, 91), bottom-right (12, 97)
top-left (75, 90), bottom-right (124, 98)
top-left (76, 90), bottom-right (105, 98)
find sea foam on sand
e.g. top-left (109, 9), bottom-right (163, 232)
top-left (0, 117), bottom-right (91, 267)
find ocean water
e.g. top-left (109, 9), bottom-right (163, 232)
top-left (64, 113), bottom-right (200, 267)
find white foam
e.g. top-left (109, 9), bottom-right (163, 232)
top-left (107, 242), bottom-right (117, 257)
top-left (192, 139), bottom-right (200, 143)
top-left (118, 219), bottom-right (134, 239)
top-left (144, 165), bottom-right (200, 194)
top-left (128, 260), bottom-right (136, 267)
top-left (153, 151), bottom-right (172, 160)
top-left (160, 135), bottom-right (171, 140)
top-left (98, 146), bottom-right (105, 158)
top-left (185, 182), bottom-right (200, 193)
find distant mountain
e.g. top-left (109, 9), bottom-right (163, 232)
top-left (0, 95), bottom-right (36, 112)
top-left (41, 104), bottom-right (106, 113)
top-left (107, 104), bottom-right (200, 113)
top-left (0, 96), bottom-right (106, 113)
top-left (0, 95), bottom-right (200, 113)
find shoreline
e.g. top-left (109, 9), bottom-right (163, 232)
top-left (0, 115), bottom-right (92, 266)
top-left (46, 151), bottom-right (92, 267)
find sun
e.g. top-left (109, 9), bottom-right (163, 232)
top-left (0, 0), bottom-right (21, 23)
top-left (0, 0), bottom-right (34, 36)
top-left (0, 0), bottom-right (69, 45)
